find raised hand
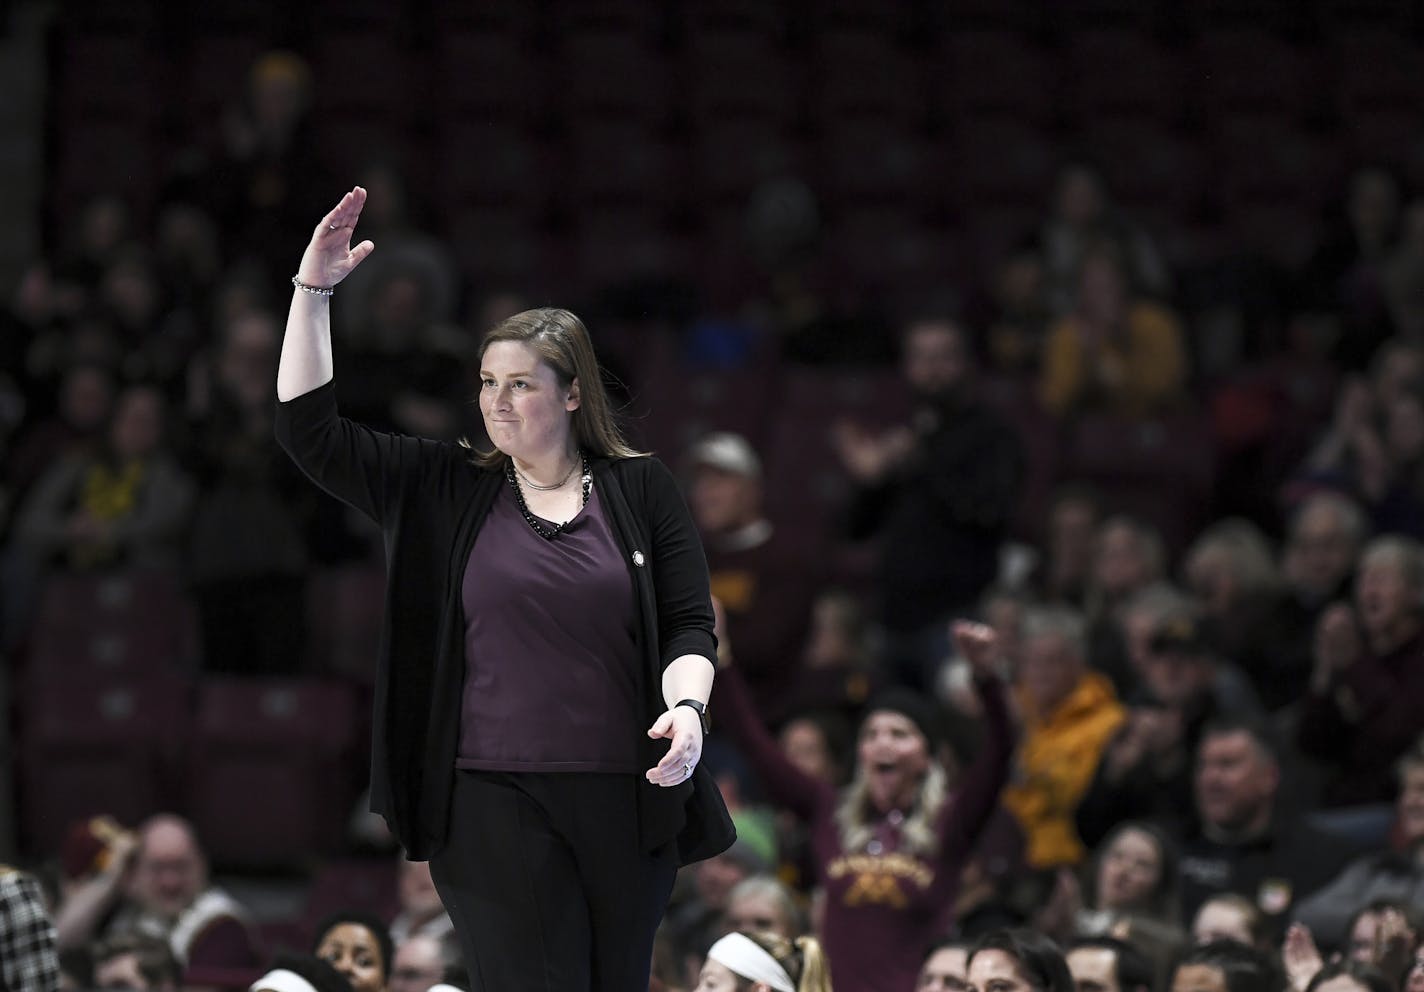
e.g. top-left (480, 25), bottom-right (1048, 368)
top-left (1283, 923), bottom-right (1324, 992)
top-left (296, 186), bottom-right (376, 289)
top-left (951, 620), bottom-right (1006, 681)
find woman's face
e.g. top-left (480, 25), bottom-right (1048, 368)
top-left (858, 711), bottom-right (931, 811)
top-left (920, 947), bottom-right (970, 992)
top-left (1172, 965), bottom-right (1228, 992)
top-left (317, 923), bottom-right (387, 992)
top-left (967, 949), bottom-right (1036, 992)
top-left (780, 719), bottom-right (836, 785)
top-left (1097, 827), bottom-right (1162, 910)
top-left (478, 341), bottom-right (578, 465)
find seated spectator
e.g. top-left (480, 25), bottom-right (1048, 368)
top-left (1076, 609), bottom-right (1262, 851)
top-left (313, 910), bottom-right (392, 992)
top-left (1299, 535), bottom-right (1424, 806)
top-left (919, 938), bottom-right (972, 992)
top-left (1037, 485), bottom-right (1103, 611)
top-left (1181, 519), bottom-right (1287, 698)
top-left (721, 875), bottom-right (805, 941)
top-left (92, 932), bottom-right (180, 990)
top-left (1249, 491), bottom-right (1371, 712)
top-left (1177, 719), bottom-right (1356, 930)
top-left (980, 240), bottom-right (1052, 378)
top-left (1076, 821), bottom-right (1183, 943)
top-left (1191, 894), bottom-right (1269, 949)
top-left (388, 861), bottom-right (451, 946)
top-left (1292, 738), bottom-right (1424, 950)
top-left (55, 813), bottom-right (261, 971)
top-left (0, 865), bottom-right (60, 992)
top-left (388, 934), bottom-right (457, 992)
top-left (967, 928), bottom-right (1075, 992)
top-left (1337, 901), bottom-right (1419, 985)
top-left (1169, 940), bottom-right (1278, 992)
top-left (1039, 243), bottom-right (1186, 419)
top-left (835, 317), bottom-right (1025, 690)
top-left (1084, 516), bottom-right (1168, 697)
top-left (13, 381), bottom-right (194, 571)
top-left (3, 358), bottom-right (114, 508)
top-left (1000, 606), bottom-right (1126, 869)
top-left (785, 590), bottom-right (882, 718)
top-left (685, 431), bottom-right (814, 722)
top-left (1066, 937), bottom-right (1154, 992)
top-left (1305, 961), bottom-right (1395, 992)
top-left (1039, 163), bottom-right (1170, 318)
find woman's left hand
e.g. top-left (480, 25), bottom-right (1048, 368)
top-left (646, 707), bottom-right (703, 787)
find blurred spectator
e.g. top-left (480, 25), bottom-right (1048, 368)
top-left (1302, 167), bottom-right (1403, 372)
top-left (1076, 821), bottom-right (1183, 943)
top-left (1298, 536), bottom-right (1424, 806)
top-left (1181, 519), bottom-right (1285, 696)
top-left (1000, 606), bottom-right (1126, 869)
top-left (333, 266), bottom-right (469, 440)
top-left (1177, 718), bottom-right (1355, 929)
top-left (1040, 163), bottom-right (1170, 318)
top-left (1076, 607), bottom-right (1263, 851)
top-left (1303, 960), bottom-right (1396, 992)
top-left (685, 432), bottom-right (814, 722)
top-left (12, 382), bottom-right (194, 571)
top-left (967, 927), bottom-right (1075, 992)
top-left (979, 241), bottom-right (1052, 378)
top-left (1169, 939), bottom-right (1279, 992)
top-left (333, 161), bottom-right (458, 345)
top-left (1084, 516), bottom-right (1167, 696)
top-left (211, 51), bottom-right (332, 268)
top-left (388, 861), bottom-right (451, 947)
top-left (3, 359), bottom-right (115, 513)
top-left (1037, 485), bottom-right (1104, 611)
top-left (711, 622), bottom-right (1013, 992)
top-left (918, 938), bottom-right (972, 992)
top-left (388, 935), bottom-right (456, 992)
top-left (720, 875), bottom-right (804, 940)
top-left (92, 931), bottom-right (181, 990)
top-left (1292, 737), bottom-right (1424, 949)
top-left (662, 838), bottom-right (768, 977)
top-left (56, 813), bottom-right (261, 970)
top-left (1191, 893), bottom-right (1269, 949)
top-left (1066, 936), bottom-right (1155, 992)
top-left (1335, 901), bottom-right (1419, 983)
top-left (836, 318), bottom-right (1024, 689)
top-left (186, 309), bottom-right (310, 674)
top-left (1039, 243), bottom-right (1186, 419)
top-left (0, 865), bottom-right (60, 992)
top-left (786, 590), bottom-right (881, 718)
top-left (313, 910), bottom-right (392, 992)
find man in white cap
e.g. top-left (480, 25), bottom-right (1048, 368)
top-left (685, 432), bottom-right (814, 723)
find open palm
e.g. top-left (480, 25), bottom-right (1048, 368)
top-left (297, 186), bottom-right (376, 288)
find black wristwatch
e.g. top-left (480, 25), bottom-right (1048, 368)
top-left (675, 698), bottom-right (710, 735)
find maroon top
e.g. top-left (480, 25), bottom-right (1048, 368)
top-left (457, 484), bottom-right (640, 772)
top-left (713, 665), bottom-right (1014, 992)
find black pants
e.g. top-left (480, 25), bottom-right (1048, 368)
top-left (430, 770), bottom-right (678, 992)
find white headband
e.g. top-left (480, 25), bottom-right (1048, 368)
top-left (707, 932), bottom-right (795, 992)
top-left (250, 969), bottom-right (317, 992)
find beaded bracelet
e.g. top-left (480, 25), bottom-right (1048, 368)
top-left (291, 275), bottom-right (334, 297)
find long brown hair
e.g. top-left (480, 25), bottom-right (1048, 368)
top-left (463, 307), bottom-right (644, 468)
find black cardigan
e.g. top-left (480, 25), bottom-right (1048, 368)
top-left (275, 381), bottom-right (735, 864)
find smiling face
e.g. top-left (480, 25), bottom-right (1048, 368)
top-left (317, 923), bottom-right (387, 992)
top-left (1096, 827), bottom-right (1163, 911)
top-left (478, 340), bottom-right (579, 467)
top-left (858, 711), bottom-right (931, 812)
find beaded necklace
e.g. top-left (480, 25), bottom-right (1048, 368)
top-left (506, 452), bottom-right (591, 540)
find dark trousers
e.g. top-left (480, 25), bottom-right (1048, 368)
top-left (430, 770), bottom-right (678, 992)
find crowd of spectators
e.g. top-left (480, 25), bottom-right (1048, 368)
top-left (7, 3), bottom-right (1424, 991)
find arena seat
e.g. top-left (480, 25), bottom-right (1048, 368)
top-left (188, 678), bottom-right (362, 868)
top-left (18, 673), bottom-right (191, 854)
